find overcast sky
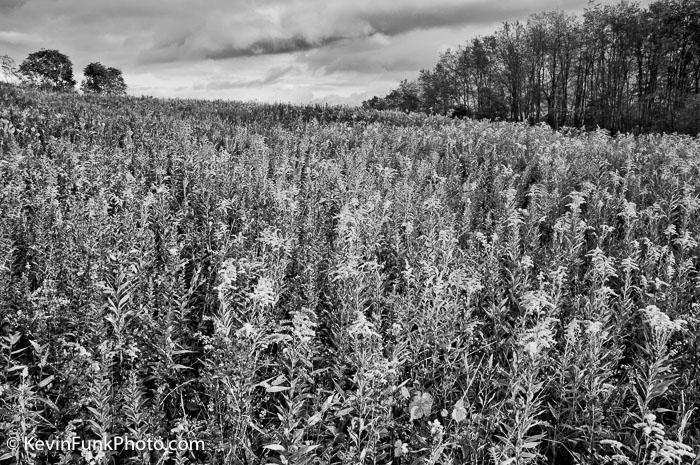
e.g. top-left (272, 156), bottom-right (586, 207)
top-left (0, 0), bottom-right (645, 105)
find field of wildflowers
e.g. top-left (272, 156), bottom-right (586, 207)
top-left (0, 84), bottom-right (698, 464)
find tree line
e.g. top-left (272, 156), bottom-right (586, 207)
top-left (363, 0), bottom-right (700, 134)
top-left (1, 49), bottom-right (126, 96)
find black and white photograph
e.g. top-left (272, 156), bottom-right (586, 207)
top-left (0, 0), bottom-right (699, 463)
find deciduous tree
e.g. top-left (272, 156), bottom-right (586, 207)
top-left (363, 0), bottom-right (700, 134)
top-left (18, 49), bottom-right (76, 91)
top-left (81, 62), bottom-right (127, 95)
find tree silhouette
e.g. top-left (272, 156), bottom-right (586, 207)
top-left (363, 0), bottom-right (700, 134)
top-left (18, 49), bottom-right (76, 91)
top-left (81, 62), bottom-right (127, 95)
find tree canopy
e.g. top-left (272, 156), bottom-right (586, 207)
top-left (364, 0), bottom-right (700, 134)
top-left (81, 62), bottom-right (127, 95)
top-left (18, 49), bottom-right (76, 92)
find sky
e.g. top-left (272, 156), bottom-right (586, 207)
top-left (0, 0), bottom-right (646, 105)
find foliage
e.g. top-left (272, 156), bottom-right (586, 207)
top-left (0, 84), bottom-right (698, 464)
top-left (364, 0), bottom-right (700, 135)
top-left (18, 50), bottom-right (76, 92)
top-left (81, 63), bottom-right (127, 96)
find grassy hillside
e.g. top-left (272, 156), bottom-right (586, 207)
top-left (1, 85), bottom-right (699, 464)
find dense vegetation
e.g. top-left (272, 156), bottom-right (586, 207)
top-left (364, 0), bottom-right (700, 135)
top-left (1, 51), bottom-right (126, 96)
top-left (1, 84), bottom-right (699, 464)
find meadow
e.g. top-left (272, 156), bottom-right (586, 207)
top-left (0, 84), bottom-right (698, 464)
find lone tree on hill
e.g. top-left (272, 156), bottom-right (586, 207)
top-left (18, 49), bottom-right (76, 91)
top-left (81, 62), bottom-right (127, 95)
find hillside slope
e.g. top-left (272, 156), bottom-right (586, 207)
top-left (1, 86), bottom-right (699, 464)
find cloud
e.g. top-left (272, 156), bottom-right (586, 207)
top-left (203, 36), bottom-right (345, 60)
top-left (310, 90), bottom-right (378, 105)
top-left (133, 0), bottom-right (589, 64)
top-left (0, 0), bottom-right (629, 104)
top-left (0, 0), bottom-right (27, 14)
top-left (356, 3), bottom-right (534, 36)
top-left (195, 65), bottom-right (296, 90)
top-left (0, 30), bottom-right (37, 46)
top-left (299, 32), bottom-right (430, 75)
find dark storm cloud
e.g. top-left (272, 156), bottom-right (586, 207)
top-left (0, 0), bottom-right (27, 13)
top-left (293, 0), bottom-right (589, 76)
top-left (133, 0), bottom-right (589, 64)
top-left (203, 35), bottom-right (346, 60)
top-left (356, 1), bottom-right (574, 36)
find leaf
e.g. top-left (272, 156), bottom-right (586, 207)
top-left (271, 374), bottom-right (286, 386)
top-left (307, 412), bottom-right (322, 426)
top-left (266, 385), bottom-right (290, 393)
top-left (38, 375), bottom-right (55, 388)
top-left (649, 379), bottom-right (674, 399)
top-left (263, 444), bottom-right (286, 452)
top-left (335, 407), bottom-right (353, 417)
top-left (451, 399), bottom-right (467, 423)
top-left (29, 340), bottom-right (42, 354)
top-left (171, 364), bottom-right (191, 371)
top-left (172, 349), bottom-right (196, 355)
top-left (297, 444), bottom-right (320, 455)
top-left (409, 391), bottom-right (433, 421)
top-left (321, 394), bottom-right (335, 411)
top-left (118, 293), bottom-right (131, 309)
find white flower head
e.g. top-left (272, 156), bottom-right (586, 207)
top-left (519, 317), bottom-right (558, 358)
top-left (565, 319), bottom-right (580, 345)
top-left (259, 227), bottom-right (286, 251)
top-left (619, 200), bottom-right (637, 219)
top-left (430, 419), bottom-right (444, 439)
top-left (235, 322), bottom-right (257, 339)
top-left (520, 290), bottom-right (552, 316)
top-left (250, 277), bottom-right (276, 307)
top-left (586, 320), bottom-right (603, 336)
top-left (348, 311), bottom-right (378, 339)
top-left (217, 259), bottom-right (238, 294)
top-left (291, 309), bottom-right (316, 343)
top-left (641, 305), bottom-right (686, 336)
